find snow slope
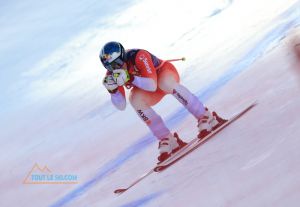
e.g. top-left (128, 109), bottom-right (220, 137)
top-left (1, 0), bottom-right (300, 207)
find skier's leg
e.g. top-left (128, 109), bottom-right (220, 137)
top-left (157, 61), bottom-right (205, 119)
top-left (157, 62), bottom-right (225, 138)
top-left (129, 87), bottom-right (186, 162)
top-left (129, 87), bottom-right (170, 140)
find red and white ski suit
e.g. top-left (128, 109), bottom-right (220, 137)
top-left (107, 49), bottom-right (205, 140)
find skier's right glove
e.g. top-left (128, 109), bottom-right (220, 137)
top-left (103, 74), bottom-right (118, 93)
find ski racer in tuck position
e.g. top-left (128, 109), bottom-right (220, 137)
top-left (99, 41), bottom-right (226, 162)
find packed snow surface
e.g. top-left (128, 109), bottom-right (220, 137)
top-left (1, 0), bottom-right (300, 206)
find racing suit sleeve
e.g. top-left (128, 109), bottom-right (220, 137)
top-left (110, 86), bottom-right (126, 110)
top-left (131, 50), bottom-right (157, 92)
top-left (104, 70), bottom-right (127, 111)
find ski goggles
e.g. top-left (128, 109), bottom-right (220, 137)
top-left (104, 58), bottom-right (125, 72)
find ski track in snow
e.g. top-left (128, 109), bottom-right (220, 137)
top-left (49, 2), bottom-right (300, 206)
top-left (118, 191), bottom-right (163, 207)
top-left (208, 0), bottom-right (233, 17)
top-left (241, 136), bottom-right (286, 171)
top-left (241, 150), bottom-right (273, 171)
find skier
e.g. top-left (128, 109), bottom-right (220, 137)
top-left (100, 41), bottom-right (226, 162)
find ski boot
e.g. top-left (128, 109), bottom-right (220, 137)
top-left (157, 133), bottom-right (187, 163)
top-left (197, 107), bottom-right (227, 139)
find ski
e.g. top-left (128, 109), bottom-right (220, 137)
top-left (154, 102), bottom-right (257, 172)
top-left (114, 102), bottom-right (257, 194)
top-left (114, 169), bottom-right (154, 194)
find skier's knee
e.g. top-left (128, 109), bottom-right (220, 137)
top-left (158, 76), bottom-right (179, 94)
top-left (129, 92), bottom-right (147, 109)
top-left (129, 92), bottom-right (138, 108)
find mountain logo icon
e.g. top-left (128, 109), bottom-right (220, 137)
top-left (23, 163), bottom-right (78, 184)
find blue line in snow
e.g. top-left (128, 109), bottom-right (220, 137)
top-left (49, 134), bottom-right (155, 207)
top-left (119, 191), bottom-right (163, 207)
top-left (167, 8), bottom-right (300, 127)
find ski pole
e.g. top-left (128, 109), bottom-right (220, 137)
top-left (156, 57), bottom-right (186, 69)
top-left (166, 57), bottom-right (186, 62)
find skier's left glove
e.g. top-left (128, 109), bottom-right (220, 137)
top-left (103, 74), bottom-right (118, 93)
top-left (112, 69), bottom-right (133, 86)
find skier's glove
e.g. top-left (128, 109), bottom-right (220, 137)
top-left (112, 69), bottom-right (133, 86)
top-left (103, 74), bottom-right (118, 93)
